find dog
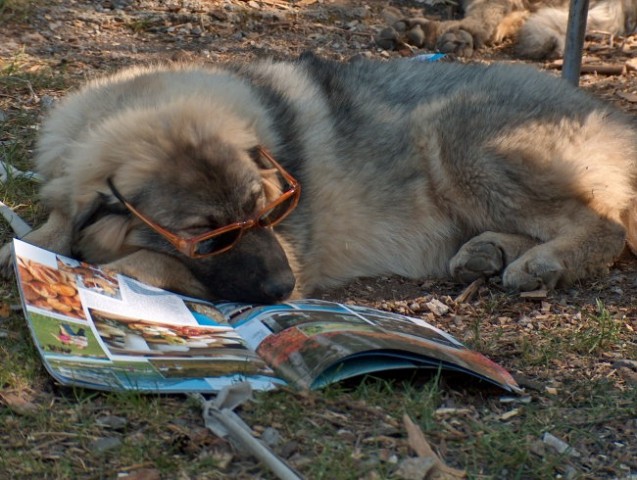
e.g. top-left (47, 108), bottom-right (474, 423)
top-left (1, 54), bottom-right (636, 303)
top-left (383, 0), bottom-right (637, 58)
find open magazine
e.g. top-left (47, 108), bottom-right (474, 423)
top-left (11, 239), bottom-right (521, 394)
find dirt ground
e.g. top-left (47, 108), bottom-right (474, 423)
top-left (1, 1), bottom-right (636, 479)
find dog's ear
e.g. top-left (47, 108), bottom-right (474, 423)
top-left (249, 146), bottom-right (284, 203)
top-left (72, 192), bottom-right (126, 238)
top-left (71, 192), bottom-right (133, 261)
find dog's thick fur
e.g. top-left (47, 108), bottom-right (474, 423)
top-left (418, 0), bottom-right (637, 58)
top-left (1, 54), bottom-right (637, 303)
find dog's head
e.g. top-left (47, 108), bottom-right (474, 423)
top-left (62, 100), bottom-right (298, 303)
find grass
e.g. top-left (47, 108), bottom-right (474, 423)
top-left (0, 53), bottom-right (66, 229)
top-left (0, 0), bottom-right (37, 20)
top-left (573, 299), bottom-right (624, 354)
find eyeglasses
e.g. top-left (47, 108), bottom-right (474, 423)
top-left (107, 147), bottom-right (300, 258)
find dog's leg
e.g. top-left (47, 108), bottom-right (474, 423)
top-left (428, 0), bottom-right (522, 56)
top-left (502, 216), bottom-right (626, 291)
top-left (0, 209), bottom-right (73, 277)
top-left (450, 231), bottom-right (538, 283)
top-left (101, 249), bottom-right (209, 299)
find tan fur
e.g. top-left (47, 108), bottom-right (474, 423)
top-left (1, 57), bottom-right (636, 302)
top-left (494, 11), bottom-right (530, 43)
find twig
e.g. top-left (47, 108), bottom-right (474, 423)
top-left (242, 0), bottom-right (294, 9)
top-left (548, 60), bottom-right (626, 75)
top-left (0, 200), bottom-right (32, 237)
top-left (190, 383), bottom-right (303, 480)
top-left (454, 277), bottom-right (484, 304)
top-left (0, 161), bottom-right (44, 182)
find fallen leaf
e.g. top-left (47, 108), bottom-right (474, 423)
top-left (0, 391), bottom-right (39, 416)
top-left (403, 414), bottom-right (466, 479)
top-left (0, 302), bottom-right (10, 318)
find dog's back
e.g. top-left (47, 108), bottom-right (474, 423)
top-left (275, 57), bottom-right (637, 289)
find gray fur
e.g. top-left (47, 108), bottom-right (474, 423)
top-left (1, 56), bottom-right (636, 302)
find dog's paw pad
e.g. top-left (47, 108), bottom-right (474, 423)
top-left (436, 29), bottom-right (474, 56)
top-left (450, 241), bottom-right (503, 283)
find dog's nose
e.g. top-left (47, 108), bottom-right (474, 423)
top-left (261, 272), bottom-right (296, 302)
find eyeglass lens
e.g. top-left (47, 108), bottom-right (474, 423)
top-left (258, 193), bottom-right (297, 227)
top-left (193, 227), bottom-right (243, 256)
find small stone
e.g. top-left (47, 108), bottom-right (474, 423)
top-left (90, 436), bottom-right (121, 453)
top-left (349, 6), bottom-right (369, 19)
top-left (260, 426), bottom-right (281, 447)
top-left (395, 456), bottom-right (436, 480)
top-left (96, 415), bottom-right (128, 430)
top-left (541, 432), bottom-right (580, 458)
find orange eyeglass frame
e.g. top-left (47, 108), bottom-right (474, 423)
top-left (106, 147), bottom-right (301, 258)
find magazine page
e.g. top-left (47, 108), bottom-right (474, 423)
top-left (12, 239), bottom-right (285, 393)
top-left (221, 299), bottom-right (521, 393)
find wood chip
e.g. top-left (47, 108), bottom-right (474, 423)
top-left (425, 299), bottom-right (450, 316)
top-left (519, 289), bottom-right (548, 299)
top-left (547, 61), bottom-right (626, 75)
top-left (499, 408), bottom-right (520, 420)
top-left (117, 468), bottom-right (161, 480)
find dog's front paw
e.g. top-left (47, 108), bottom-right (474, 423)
top-left (450, 241), bottom-right (504, 283)
top-left (436, 28), bottom-right (475, 56)
top-left (101, 251), bottom-right (209, 299)
top-left (502, 254), bottom-right (564, 291)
